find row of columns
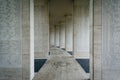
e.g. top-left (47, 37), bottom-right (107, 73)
top-left (50, 0), bottom-right (90, 58)
top-left (1, 0), bottom-right (120, 80)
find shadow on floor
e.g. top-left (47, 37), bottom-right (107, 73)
top-left (76, 59), bottom-right (89, 73)
top-left (34, 59), bottom-right (47, 72)
top-left (67, 51), bottom-right (73, 55)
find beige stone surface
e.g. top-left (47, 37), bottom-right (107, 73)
top-left (0, 68), bottom-right (22, 80)
top-left (22, 0), bottom-right (35, 79)
top-left (93, 25), bottom-right (102, 80)
top-left (93, 0), bottom-right (120, 80)
top-left (65, 15), bottom-right (73, 51)
top-left (55, 26), bottom-right (60, 47)
top-left (102, 0), bottom-right (120, 80)
top-left (0, 0), bottom-right (22, 80)
top-left (94, 0), bottom-right (102, 26)
top-left (33, 48), bottom-right (89, 80)
top-left (50, 26), bottom-right (55, 47)
top-left (34, 0), bottom-right (49, 58)
top-left (73, 0), bottom-right (90, 58)
top-left (1, 0), bottom-right (120, 80)
top-left (74, 52), bottom-right (90, 59)
top-left (93, 0), bottom-right (102, 80)
top-left (59, 23), bottom-right (66, 48)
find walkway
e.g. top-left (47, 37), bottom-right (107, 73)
top-left (33, 47), bottom-right (89, 80)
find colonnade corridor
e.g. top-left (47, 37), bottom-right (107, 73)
top-left (34, 0), bottom-right (90, 80)
top-left (1, 0), bottom-right (120, 80)
top-left (33, 47), bottom-right (89, 80)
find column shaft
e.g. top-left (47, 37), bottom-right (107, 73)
top-left (34, 0), bottom-right (49, 58)
top-left (55, 26), bottom-right (60, 47)
top-left (50, 26), bottom-right (55, 47)
top-left (60, 23), bottom-right (66, 49)
top-left (0, 0), bottom-right (23, 79)
top-left (93, 0), bottom-right (102, 80)
top-left (65, 16), bottom-right (73, 52)
top-left (73, 0), bottom-right (90, 58)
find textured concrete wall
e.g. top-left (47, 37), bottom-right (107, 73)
top-left (50, 26), bottom-right (55, 47)
top-left (60, 23), bottom-right (66, 48)
top-left (73, 0), bottom-right (90, 58)
top-left (0, 0), bottom-right (34, 80)
top-left (34, 0), bottom-right (49, 58)
top-left (65, 15), bottom-right (73, 52)
top-left (93, 0), bottom-right (120, 80)
top-left (55, 26), bottom-right (60, 47)
top-left (102, 0), bottom-right (120, 80)
top-left (0, 0), bottom-right (22, 79)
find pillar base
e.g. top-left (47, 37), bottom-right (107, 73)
top-left (61, 48), bottom-right (66, 50)
top-left (56, 46), bottom-right (60, 48)
top-left (48, 52), bottom-right (50, 55)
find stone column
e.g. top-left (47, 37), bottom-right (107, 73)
top-left (22, 0), bottom-right (35, 80)
top-left (65, 15), bottom-right (73, 54)
top-left (34, 0), bottom-right (49, 58)
top-left (93, 0), bottom-right (102, 80)
top-left (30, 0), bottom-right (34, 79)
top-left (73, 0), bottom-right (90, 58)
top-left (59, 22), bottom-right (66, 49)
top-left (50, 26), bottom-right (55, 47)
top-left (0, 0), bottom-right (34, 80)
top-left (93, 0), bottom-right (120, 80)
top-left (55, 26), bottom-right (60, 48)
top-left (0, 0), bottom-right (22, 80)
top-left (102, 0), bottom-right (120, 79)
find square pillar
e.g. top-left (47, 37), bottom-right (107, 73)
top-left (65, 15), bottom-right (73, 53)
top-left (50, 26), bottom-right (55, 47)
top-left (0, 0), bottom-right (34, 80)
top-left (73, 0), bottom-right (90, 58)
top-left (34, 0), bottom-right (49, 59)
top-left (55, 26), bottom-right (60, 48)
top-left (93, 0), bottom-right (102, 80)
top-left (59, 22), bottom-right (66, 49)
top-left (22, 0), bottom-right (34, 80)
top-left (0, 0), bottom-right (22, 79)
